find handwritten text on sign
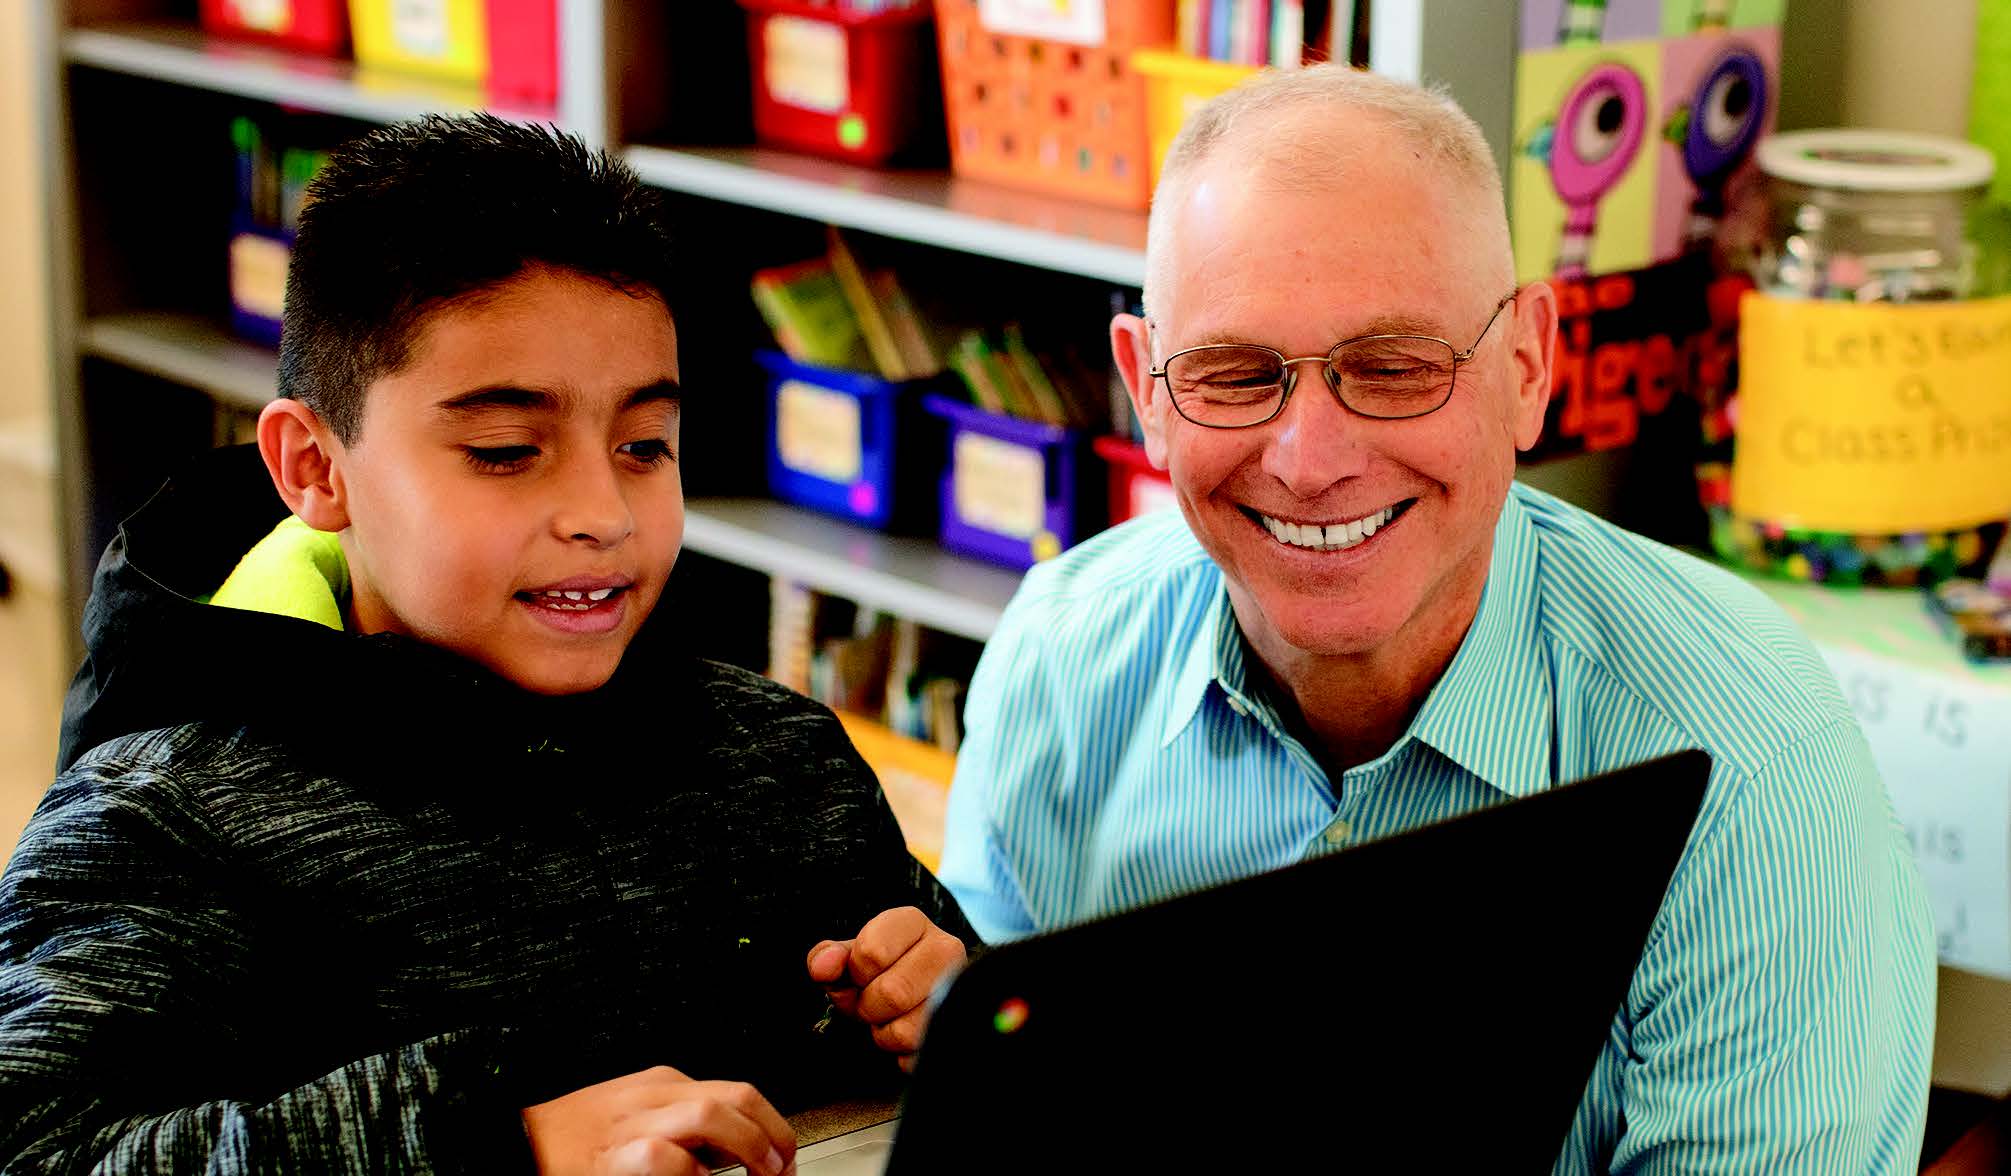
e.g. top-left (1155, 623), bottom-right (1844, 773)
top-left (1731, 292), bottom-right (2011, 534)
top-left (1823, 643), bottom-right (2011, 979)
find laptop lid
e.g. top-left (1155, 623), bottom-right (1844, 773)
top-left (886, 749), bottom-right (1711, 1174)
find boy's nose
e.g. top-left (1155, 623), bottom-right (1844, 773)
top-left (554, 460), bottom-right (635, 547)
top-left (1258, 364), bottom-right (1371, 498)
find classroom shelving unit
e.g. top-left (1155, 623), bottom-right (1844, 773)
top-left (37, 1), bottom-right (1156, 655)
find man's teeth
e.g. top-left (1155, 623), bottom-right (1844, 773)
top-left (534, 587), bottom-right (619, 609)
top-left (1259, 506), bottom-right (1396, 550)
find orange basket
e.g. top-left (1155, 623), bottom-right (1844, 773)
top-left (935, 0), bottom-right (1178, 210)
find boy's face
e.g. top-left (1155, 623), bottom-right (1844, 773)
top-left (333, 265), bottom-right (683, 694)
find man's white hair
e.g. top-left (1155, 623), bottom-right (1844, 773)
top-left (1143, 65), bottom-right (1510, 319)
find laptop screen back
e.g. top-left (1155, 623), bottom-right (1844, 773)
top-left (889, 750), bottom-right (1711, 1174)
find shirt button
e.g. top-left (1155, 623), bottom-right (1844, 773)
top-left (1226, 697), bottom-right (1248, 717)
top-left (1324, 820), bottom-right (1352, 845)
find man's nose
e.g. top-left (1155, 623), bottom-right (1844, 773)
top-left (1258, 359), bottom-right (1371, 497)
top-left (553, 455), bottom-right (635, 547)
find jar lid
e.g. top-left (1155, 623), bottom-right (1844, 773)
top-left (1757, 129), bottom-right (1995, 192)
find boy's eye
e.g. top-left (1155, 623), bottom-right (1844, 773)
top-left (464, 445), bottom-right (539, 470)
top-left (621, 439), bottom-right (675, 465)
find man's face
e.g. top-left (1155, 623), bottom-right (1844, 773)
top-left (1119, 127), bottom-right (1550, 669)
top-left (332, 265), bottom-right (683, 694)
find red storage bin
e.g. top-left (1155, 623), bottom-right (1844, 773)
top-left (741, 0), bottom-right (944, 165)
top-left (487, 0), bottom-right (560, 105)
top-left (1093, 435), bottom-right (1176, 526)
top-left (199, 0), bottom-right (349, 55)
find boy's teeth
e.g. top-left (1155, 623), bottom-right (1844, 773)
top-left (1259, 506), bottom-right (1396, 550)
top-left (587, 588), bottom-right (614, 601)
top-left (563, 591), bottom-right (584, 600)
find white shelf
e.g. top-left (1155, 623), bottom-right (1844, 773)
top-left (626, 145), bottom-right (1149, 287)
top-left (64, 23), bottom-right (557, 128)
top-left (682, 499), bottom-right (1021, 642)
top-left (82, 313), bottom-right (278, 410)
top-left (77, 313), bottom-right (1022, 637)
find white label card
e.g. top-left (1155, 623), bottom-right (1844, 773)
top-left (775, 380), bottom-right (863, 484)
top-left (1823, 644), bottom-right (2011, 979)
top-left (229, 0), bottom-right (290, 33)
top-left (230, 234), bottom-right (289, 320)
top-left (953, 432), bottom-right (1046, 538)
top-left (977, 0), bottom-right (1108, 46)
top-left (391, 0), bottom-right (450, 58)
top-left (765, 16), bottom-right (848, 114)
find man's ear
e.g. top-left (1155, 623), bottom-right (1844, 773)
top-left (1507, 282), bottom-right (1559, 453)
top-left (257, 398), bottom-right (351, 533)
top-left (1111, 312), bottom-right (1171, 470)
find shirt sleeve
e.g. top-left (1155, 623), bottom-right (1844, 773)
top-left (1574, 718), bottom-right (1936, 1175)
top-left (0, 764), bottom-right (535, 1175)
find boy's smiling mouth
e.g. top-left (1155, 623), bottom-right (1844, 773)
top-left (514, 576), bottom-right (635, 631)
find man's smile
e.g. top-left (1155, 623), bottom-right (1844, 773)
top-left (1239, 499), bottom-right (1417, 552)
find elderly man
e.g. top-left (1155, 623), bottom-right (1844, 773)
top-left (938, 66), bottom-right (1933, 1172)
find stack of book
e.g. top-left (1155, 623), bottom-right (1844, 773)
top-left (750, 229), bottom-right (940, 380)
top-left (1176, 0), bottom-right (1364, 68)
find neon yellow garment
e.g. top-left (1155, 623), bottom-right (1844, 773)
top-left (210, 516), bottom-right (350, 631)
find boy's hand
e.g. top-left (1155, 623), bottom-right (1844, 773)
top-left (522, 1066), bottom-right (796, 1176)
top-left (806, 906), bottom-right (967, 1071)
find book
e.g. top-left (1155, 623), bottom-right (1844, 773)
top-left (825, 228), bottom-right (909, 380)
top-left (750, 258), bottom-right (868, 370)
top-left (1246, 0), bottom-right (1271, 65)
top-left (1001, 323), bottom-right (1071, 426)
top-left (1271, 0), bottom-right (1303, 68)
top-left (1208, 0), bottom-right (1233, 61)
top-left (873, 270), bottom-right (941, 377)
top-left (1178, 0), bottom-right (1205, 56)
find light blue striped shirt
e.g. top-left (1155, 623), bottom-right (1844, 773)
top-left (940, 482), bottom-right (1935, 1173)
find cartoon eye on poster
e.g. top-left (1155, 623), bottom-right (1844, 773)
top-left (1526, 63), bottom-right (1648, 278)
top-left (1665, 47), bottom-right (1767, 245)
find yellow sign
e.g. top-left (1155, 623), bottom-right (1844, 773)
top-left (1731, 292), bottom-right (2011, 533)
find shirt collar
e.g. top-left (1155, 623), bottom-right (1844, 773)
top-left (1156, 492), bottom-right (1554, 797)
top-left (1406, 490), bottom-right (1554, 798)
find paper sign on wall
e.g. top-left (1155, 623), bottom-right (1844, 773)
top-left (1731, 292), bottom-right (2011, 533)
top-left (1823, 642), bottom-right (2011, 979)
top-left (977, 0), bottom-right (1107, 46)
top-left (954, 433), bottom-right (1045, 538)
top-left (776, 380), bottom-right (863, 483)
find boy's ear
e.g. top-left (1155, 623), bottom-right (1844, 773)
top-left (256, 398), bottom-right (351, 533)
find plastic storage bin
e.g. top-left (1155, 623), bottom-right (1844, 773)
top-left (1092, 434), bottom-right (1176, 526)
top-left (349, 0), bottom-right (488, 85)
top-left (742, 0), bottom-right (943, 165)
top-left (935, 0), bottom-right (1178, 209)
top-left (199, 0), bottom-right (349, 55)
top-left (1132, 48), bottom-right (1260, 191)
top-left (485, 0), bottom-right (559, 105)
top-left (924, 395), bottom-right (1088, 569)
top-left (761, 351), bottom-right (939, 531)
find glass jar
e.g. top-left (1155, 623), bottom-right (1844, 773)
top-left (1702, 129), bottom-right (2010, 586)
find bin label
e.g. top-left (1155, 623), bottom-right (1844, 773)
top-left (227, 0), bottom-right (290, 33)
top-left (230, 233), bottom-right (289, 321)
top-left (390, 0), bottom-right (451, 58)
top-left (978, 0), bottom-right (1107, 46)
top-left (776, 379), bottom-right (863, 483)
top-left (954, 433), bottom-right (1045, 539)
top-left (766, 16), bottom-right (848, 115)
top-left (1731, 291), bottom-right (2011, 533)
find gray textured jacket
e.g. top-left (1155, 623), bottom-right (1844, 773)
top-left (1, 447), bottom-right (974, 1173)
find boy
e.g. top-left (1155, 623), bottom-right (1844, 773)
top-left (1, 115), bottom-right (971, 1175)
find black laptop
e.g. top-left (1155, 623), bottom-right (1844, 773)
top-left (767, 749), bottom-right (1712, 1175)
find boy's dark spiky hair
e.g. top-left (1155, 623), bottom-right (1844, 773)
top-left (278, 113), bottom-right (676, 442)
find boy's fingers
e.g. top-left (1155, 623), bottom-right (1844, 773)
top-left (856, 932), bottom-right (965, 1025)
top-left (602, 1135), bottom-right (704, 1176)
top-left (869, 1005), bottom-right (931, 1057)
top-left (847, 908), bottom-right (931, 987)
top-left (806, 941), bottom-right (850, 983)
top-left (684, 1080), bottom-right (797, 1163)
